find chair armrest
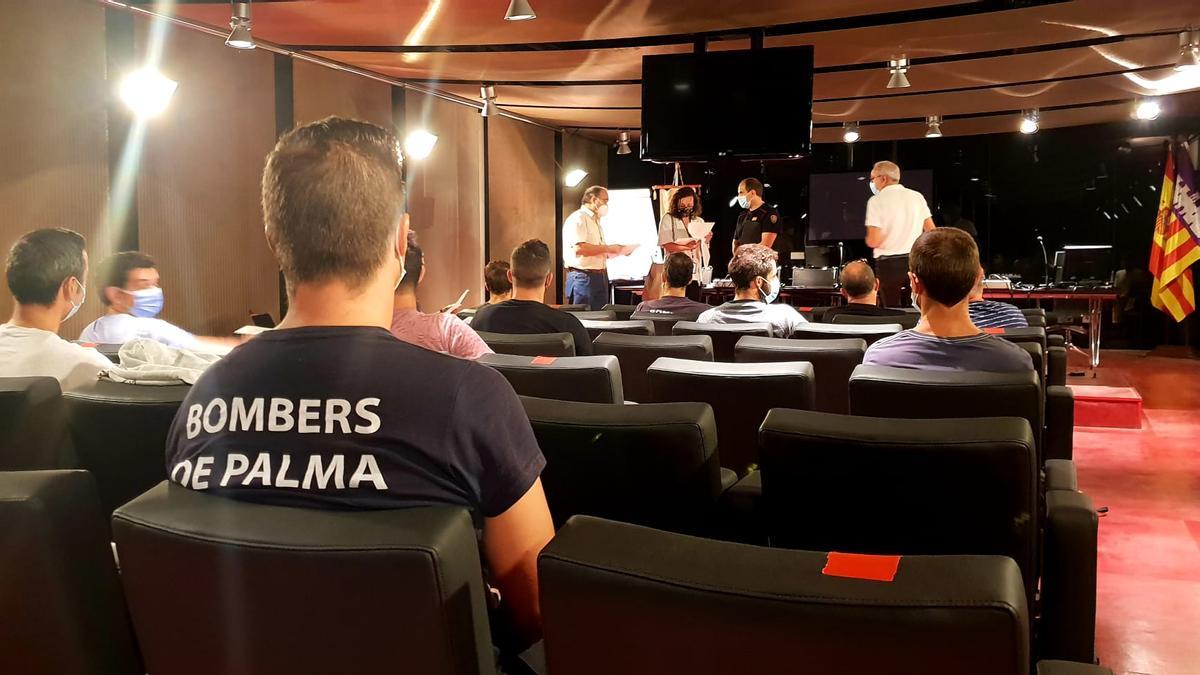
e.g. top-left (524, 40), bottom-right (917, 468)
top-left (1047, 334), bottom-right (1066, 349)
top-left (719, 468), bottom-right (738, 493)
top-left (1045, 459), bottom-right (1077, 492)
top-left (1037, 660), bottom-right (1112, 675)
top-left (1041, 490), bottom-right (1098, 664)
top-left (716, 471), bottom-right (764, 544)
top-left (1046, 385), bottom-right (1074, 461)
top-left (1047, 346), bottom-right (1068, 387)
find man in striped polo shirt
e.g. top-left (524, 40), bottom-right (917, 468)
top-left (966, 276), bottom-right (1028, 329)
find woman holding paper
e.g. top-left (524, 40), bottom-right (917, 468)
top-left (657, 187), bottom-right (713, 285)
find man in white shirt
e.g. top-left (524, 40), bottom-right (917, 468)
top-left (561, 186), bottom-right (632, 310)
top-left (864, 160), bottom-right (935, 307)
top-left (79, 251), bottom-right (237, 351)
top-left (697, 244), bottom-right (807, 338)
top-left (0, 228), bottom-right (111, 391)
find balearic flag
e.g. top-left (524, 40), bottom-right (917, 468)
top-left (1149, 145), bottom-right (1200, 322)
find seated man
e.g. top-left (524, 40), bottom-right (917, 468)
top-left (822, 259), bottom-right (909, 320)
top-left (696, 244), bottom-right (807, 338)
top-left (0, 228), bottom-right (111, 391)
top-left (483, 260), bottom-right (512, 305)
top-left (390, 232), bottom-right (492, 360)
top-left (967, 276), bottom-right (1028, 329)
top-left (470, 239), bottom-right (594, 356)
top-left (633, 252), bottom-right (711, 319)
top-left (864, 228), bottom-right (1033, 372)
top-left (79, 251), bottom-right (237, 351)
top-left (166, 118), bottom-right (553, 648)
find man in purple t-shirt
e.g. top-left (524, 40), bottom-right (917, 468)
top-left (864, 228), bottom-right (1032, 373)
top-left (634, 252), bottom-right (711, 319)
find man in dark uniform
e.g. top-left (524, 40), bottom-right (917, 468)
top-left (732, 177), bottom-right (781, 255)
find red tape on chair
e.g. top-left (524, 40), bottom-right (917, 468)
top-left (822, 552), bottom-right (900, 582)
top-left (983, 327), bottom-right (1006, 334)
top-left (531, 356), bottom-right (557, 365)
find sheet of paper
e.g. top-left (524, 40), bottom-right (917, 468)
top-left (686, 220), bottom-right (713, 239)
top-left (234, 325), bottom-right (272, 336)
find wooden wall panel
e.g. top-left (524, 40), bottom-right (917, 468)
top-left (406, 92), bottom-right (485, 312)
top-left (0, 0), bottom-right (110, 339)
top-left (135, 18), bottom-right (279, 336)
top-left (487, 116), bottom-right (557, 302)
top-left (293, 60), bottom-right (392, 128)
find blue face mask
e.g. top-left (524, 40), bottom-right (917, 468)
top-left (129, 287), bottom-right (164, 318)
top-left (869, 180), bottom-right (880, 196)
top-left (736, 195), bottom-right (749, 209)
top-left (760, 276), bottom-right (781, 304)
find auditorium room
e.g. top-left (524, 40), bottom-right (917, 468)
top-left (5, 1), bottom-right (1200, 674)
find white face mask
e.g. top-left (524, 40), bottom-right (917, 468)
top-left (911, 290), bottom-right (922, 313)
top-left (597, 203), bottom-right (610, 218)
top-left (760, 275), bottom-right (781, 304)
top-left (736, 195), bottom-right (749, 209)
top-left (64, 278), bottom-right (85, 322)
top-left (869, 180), bottom-right (880, 195)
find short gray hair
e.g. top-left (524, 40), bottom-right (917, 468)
top-left (873, 160), bottom-right (901, 182)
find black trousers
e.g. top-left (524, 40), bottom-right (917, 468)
top-left (875, 254), bottom-right (910, 308)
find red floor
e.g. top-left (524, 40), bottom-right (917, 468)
top-left (1072, 350), bottom-right (1200, 675)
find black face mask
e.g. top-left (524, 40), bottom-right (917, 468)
top-left (679, 207), bottom-right (693, 216)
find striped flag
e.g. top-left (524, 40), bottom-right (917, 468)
top-left (1149, 145), bottom-right (1200, 322)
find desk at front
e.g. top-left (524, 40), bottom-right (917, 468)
top-left (983, 288), bottom-right (1117, 368)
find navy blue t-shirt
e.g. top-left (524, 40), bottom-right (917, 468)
top-left (165, 326), bottom-right (545, 520)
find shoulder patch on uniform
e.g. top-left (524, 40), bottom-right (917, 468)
top-left (770, 214), bottom-right (778, 223)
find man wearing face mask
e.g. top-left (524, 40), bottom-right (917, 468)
top-left (0, 228), bottom-right (112, 391)
top-left (696, 244), bottom-right (806, 338)
top-left (79, 251), bottom-right (238, 351)
top-left (562, 185), bottom-right (633, 310)
top-left (731, 178), bottom-right (781, 254)
top-left (864, 160), bottom-right (935, 307)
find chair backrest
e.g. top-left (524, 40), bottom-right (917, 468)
top-left (95, 344), bottom-right (122, 363)
top-left (592, 333), bottom-right (713, 403)
top-left (993, 326), bottom-right (1048, 352)
top-left (630, 312), bottom-right (696, 337)
top-left (758, 409), bottom-right (1039, 604)
top-left (647, 358), bottom-right (814, 474)
top-left (733, 336), bottom-right (866, 414)
top-left (113, 483), bottom-right (494, 675)
top-left (479, 353), bottom-right (623, 403)
top-left (831, 312), bottom-right (920, 329)
top-left (555, 304), bottom-right (589, 311)
top-left (1015, 342), bottom-right (1046, 385)
top-left (580, 319), bottom-right (653, 342)
top-left (0, 376), bottom-right (73, 471)
top-left (601, 303), bottom-right (639, 321)
top-left (1024, 314), bottom-right (1047, 327)
top-left (0, 470), bottom-right (141, 675)
top-left (671, 321), bottom-right (772, 362)
top-left (1020, 308), bottom-right (1046, 320)
top-left (791, 322), bottom-right (902, 345)
top-left (521, 397), bottom-right (722, 533)
top-left (564, 310), bottom-right (617, 321)
top-left (475, 331), bottom-right (576, 357)
top-left (539, 516), bottom-right (1031, 675)
top-left (63, 380), bottom-right (191, 514)
top-left (849, 365), bottom-right (1044, 462)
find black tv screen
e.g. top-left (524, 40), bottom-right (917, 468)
top-left (808, 170), bottom-right (934, 242)
top-left (640, 46), bottom-right (814, 161)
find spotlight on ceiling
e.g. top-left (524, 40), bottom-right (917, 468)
top-left (480, 85), bottom-right (497, 117)
top-left (1177, 30), bottom-right (1200, 72)
top-left (505, 0), bottom-right (536, 21)
top-left (564, 168), bottom-right (588, 188)
top-left (842, 122), bottom-right (860, 144)
top-left (887, 57), bottom-right (911, 89)
top-left (925, 115), bottom-right (943, 138)
top-left (1019, 109), bottom-right (1040, 135)
top-left (119, 67), bottom-right (178, 119)
top-left (615, 130), bottom-right (632, 155)
top-left (404, 129), bottom-right (438, 160)
top-left (225, 1), bottom-right (254, 50)
top-left (1134, 97), bottom-right (1162, 121)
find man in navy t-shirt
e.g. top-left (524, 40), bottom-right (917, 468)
top-left (165, 117), bottom-right (553, 647)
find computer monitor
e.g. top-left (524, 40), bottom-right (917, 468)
top-left (1053, 250), bottom-right (1065, 269)
top-left (804, 244), bottom-right (839, 269)
top-left (1055, 245), bottom-right (1113, 285)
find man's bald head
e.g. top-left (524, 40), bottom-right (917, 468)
top-left (841, 260), bottom-right (878, 301)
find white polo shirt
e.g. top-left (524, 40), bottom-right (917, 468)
top-left (562, 206), bottom-right (607, 270)
top-left (0, 323), bottom-right (111, 391)
top-left (79, 313), bottom-right (201, 351)
top-left (866, 183), bottom-right (932, 258)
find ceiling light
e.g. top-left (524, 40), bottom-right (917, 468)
top-left (480, 85), bottom-right (497, 117)
top-left (119, 67), bottom-right (178, 118)
top-left (504, 0), bottom-right (536, 21)
top-left (1176, 30), bottom-right (1200, 71)
top-left (564, 168), bottom-right (588, 188)
top-left (1019, 109), bottom-right (1040, 135)
top-left (1134, 98), bottom-right (1162, 121)
top-left (616, 130), bottom-right (632, 155)
top-left (404, 129), bottom-right (438, 160)
top-left (225, 1), bottom-right (254, 50)
top-left (925, 115), bottom-right (943, 138)
top-left (842, 122), bottom-right (860, 143)
top-left (887, 57), bottom-right (910, 89)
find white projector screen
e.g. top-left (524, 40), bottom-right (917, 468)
top-left (601, 188), bottom-right (658, 281)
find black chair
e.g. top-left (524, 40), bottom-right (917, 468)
top-left (733, 336), bottom-right (866, 414)
top-left (113, 483), bottom-right (494, 675)
top-left (479, 353), bottom-right (623, 403)
top-left (996, 326), bottom-right (1048, 353)
top-left (630, 312), bottom-right (696, 337)
top-left (1022, 307), bottom-right (1047, 325)
top-left (671, 321), bottom-right (771, 361)
top-left (601, 303), bottom-right (639, 321)
top-left (592, 333), bottom-right (713, 403)
top-left (1048, 345), bottom-right (1068, 387)
top-left (752, 409), bottom-right (1099, 665)
top-left (63, 380), bottom-right (190, 514)
top-left (791, 322), bottom-right (902, 345)
top-left (564, 310), bottom-right (617, 321)
top-left (554, 304), bottom-right (589, 312)
top-left (647, 358), bottom-right (814, 475)
top-left (0, 470), bottom-right (141, 675)
top-left (476, 331), bottom-right (575, 357)
top-left (539, 516), bottom-right (1110, 675)
top-left (96, 344), bottom-right (123, 363)
top-left (521, 397), bottom-right (730, 533)
top-left (831, 312), bottom-right (920, 329)
top-left (580, 319), bottom-right (653, 342)
top-left (0, 376), bottom-right (74, 470)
